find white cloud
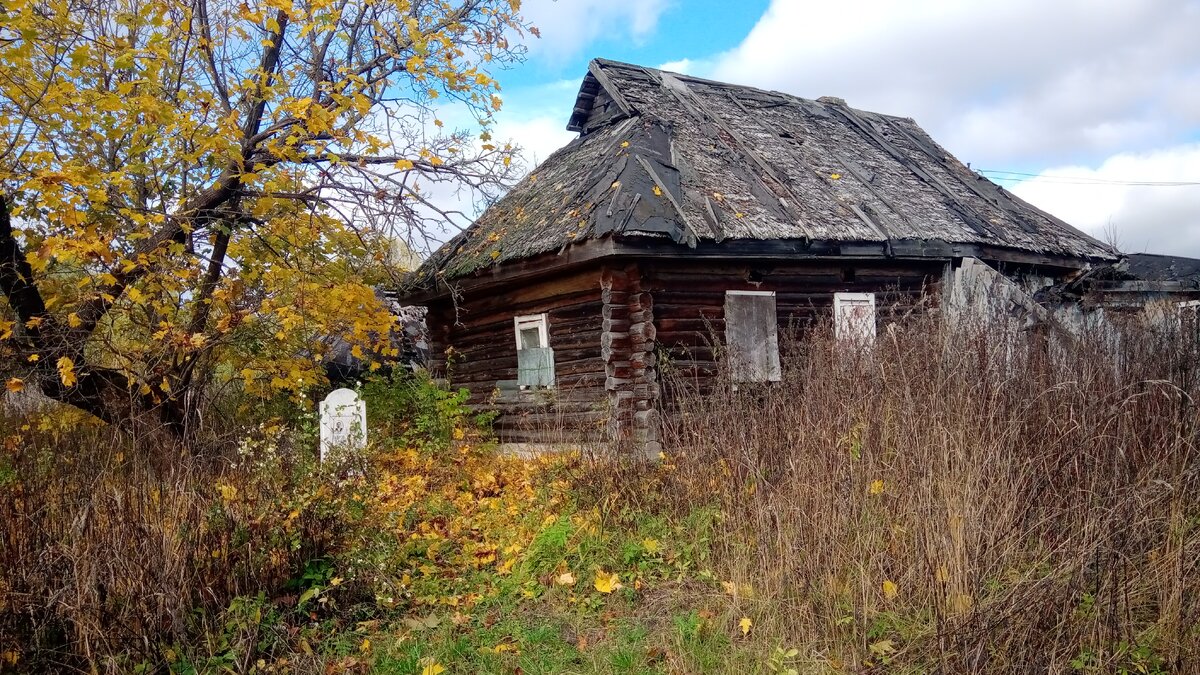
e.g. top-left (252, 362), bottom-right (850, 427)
top-left (382, 87), bottom-right (577, 253)
top-left (491, 77), bottom-right (580, 167)
top-left (657, 58), bottom-right (696, 75)
top-left (416, 1), bottom-right (1200, 260)
top-left (1010, 143), bottom-right (1200, 256)
top-left (518, 0), bottom-right (669, 60)
top-left (493, 114), bottom-right (576, 167)
top-left (706, 0), bottom-right (1200, 167)
top-left (370, 0), bottom-right (670, 250)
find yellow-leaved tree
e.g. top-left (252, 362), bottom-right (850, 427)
top-left (0, 0), bottom-right (527, 434)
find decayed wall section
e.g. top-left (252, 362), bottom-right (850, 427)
top-left (421, 256), bottom-right (1057, 446)
top-left (643, 259), bottom-right (941, 397)
top-left (425, 266), bottom-right (608, 443)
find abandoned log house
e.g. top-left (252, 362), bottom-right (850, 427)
top-left (395, 58), bottom-right (1118, 449)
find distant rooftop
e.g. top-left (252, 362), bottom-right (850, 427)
top-left (1123, 253), bottom-right (1200, 286)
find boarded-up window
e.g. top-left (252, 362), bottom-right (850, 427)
top-left (514, 314), bottom-right (555, 388)
top-left (1178, 300), bottom-right (1200, 344)
top-left (725, 290), bottom-right (781, 382)
top-left (834, 292), bottom-right (876, 345)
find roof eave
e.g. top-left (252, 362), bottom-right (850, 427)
top-left (392, 234), bottom-right (1114, 306)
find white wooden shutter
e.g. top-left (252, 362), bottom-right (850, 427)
top-left (725, 290), bottom-right (781, 382)
top-left (834, 292), bottom-right (876, 345)
top-left (1178, 300), bottom-right (1200, 344)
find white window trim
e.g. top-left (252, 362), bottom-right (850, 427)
top-left (1175, 300), bottom-right (1200, 336)
top-left (513, 313), bottom-right (550, 351)
top-left (834, 292), bottom-right (876, 344)
top-left (726, 290), bottom-right (777, 297)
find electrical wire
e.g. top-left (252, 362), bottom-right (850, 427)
top-left (977, 169), bottom-right (1200, 187)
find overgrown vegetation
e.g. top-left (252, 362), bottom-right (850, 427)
top-left (655, 313), bottom-right (1200, 672)
top-left (1, 314), bottom-right (1198, 673)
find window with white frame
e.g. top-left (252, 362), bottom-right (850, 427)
top-left (724, 290), bottom-right (782, 383)
top-left (513, 313), bottom-right (555, 388)
top-left (834, 292), bottom-right (876, 345)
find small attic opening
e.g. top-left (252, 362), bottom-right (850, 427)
top-left (566, 60), bottom-right (636, 134)
top-left (566, 72), bottom-right (601, 133)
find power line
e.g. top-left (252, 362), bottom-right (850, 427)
top-left (978, 169), bottom-right (1200, 187)
top-left (980, 169), bottom-right (1200, 185)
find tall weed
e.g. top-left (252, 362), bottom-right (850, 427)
top-left (643, 312), bottom-right (1200, 672)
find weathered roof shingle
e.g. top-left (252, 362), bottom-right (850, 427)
top-left (416, 58), bottom-right (1116, 285)
top-left (1123, 253), bottom-right (1200, 286)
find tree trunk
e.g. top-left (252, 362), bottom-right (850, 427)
top-left (0, 195), bottom-right (197, 436)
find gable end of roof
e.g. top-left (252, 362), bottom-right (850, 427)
top-left (566, 60), bottom-right (637, 133)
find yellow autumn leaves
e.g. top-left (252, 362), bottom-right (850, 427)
top-left (593, 570), bottom-right (622, 594)
top-left (0, 0), bottom-right (526, 410)
top-left (56, 356), bottom-right (76, 387)
top-left (419, 658), bottom-right (445, 675)
top-left (868, 478), bottom-right (899, 603)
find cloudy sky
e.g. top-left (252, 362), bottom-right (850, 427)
top-left (484, 0), bottom-right (1200, 256)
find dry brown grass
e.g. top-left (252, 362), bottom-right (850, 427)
top-left (3, 311), bottom-right (1198, 674)
top-left (649, 312), bottom-right (1200, 672)
top-left (0, 419), bottom-right (356, 672)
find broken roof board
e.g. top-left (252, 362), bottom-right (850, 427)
top-left (417, 58), bottom-right (1116, 286)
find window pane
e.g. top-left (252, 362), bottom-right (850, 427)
top-left (519, 326), bottom-right (543, 350)
top-left (513, 314), bottom-right (554, 388)
top-left (517, 347), bottom-right (555, 387)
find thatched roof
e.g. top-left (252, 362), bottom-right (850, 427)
top-left (414, 58), bottom-right (1116, 287)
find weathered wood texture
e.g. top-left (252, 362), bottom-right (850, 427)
top-left (425, 256), bottom-right (957, 444)
top-left (411, 59), bottom-right (1114, 289)
top-left (601, 263), bottom-right (661, 453)
top-left (643, 259), bottom-right (942, 397)
top-left (425, 266), bottom-right (609, 442)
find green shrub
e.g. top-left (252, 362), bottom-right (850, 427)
top-left (360, 370), bottom-right (492, 451)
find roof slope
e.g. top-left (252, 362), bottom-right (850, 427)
top-left (1123, 253), bottom-right (1200, 286)
top-left (418, 59), bottom-right (1116, 284)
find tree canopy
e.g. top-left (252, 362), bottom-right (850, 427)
top-left (0, 0), bottom-right (528, 433)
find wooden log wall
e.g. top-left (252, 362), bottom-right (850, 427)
top-left (422, 256), bottom-right (945, 445)
top-left (644, 259), bottom-right (943, 397)
top-left (601, 263), bottom-right (661, 454)
top-left (424, 267), bottom-right (609, 443)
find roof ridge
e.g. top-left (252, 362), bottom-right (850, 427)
top-left (577, 58), bottom-right (920, 129)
